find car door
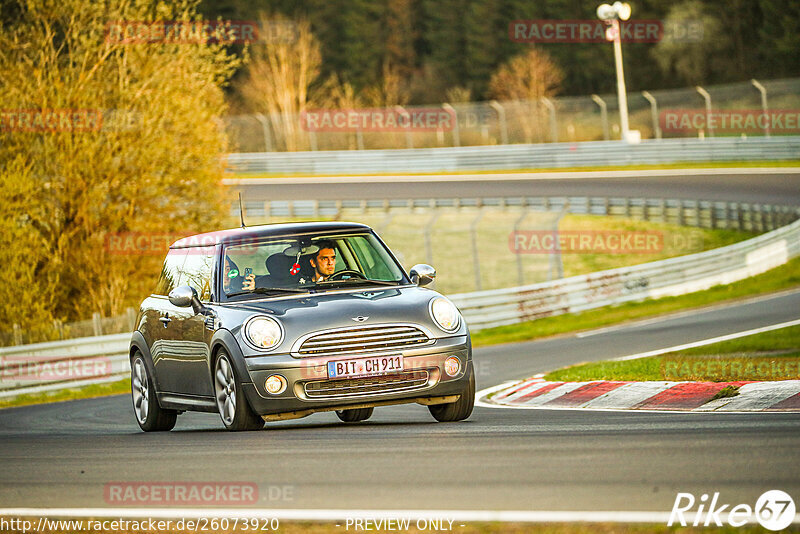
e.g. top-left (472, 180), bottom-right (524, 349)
top-left (168, 245), bottom-right (216, 397)
top-left (148, 248), bottom-right (188, 394)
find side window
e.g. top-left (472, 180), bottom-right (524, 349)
top-left (154, 249), bottom-right (188, 296)
top-left (178, 247), bottom-right (215, 302)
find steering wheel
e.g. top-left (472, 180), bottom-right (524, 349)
top-left (328, 270), bottom-right (367, 281)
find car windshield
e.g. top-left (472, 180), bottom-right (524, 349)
top-left (222, 233), bottom-right (406, 298)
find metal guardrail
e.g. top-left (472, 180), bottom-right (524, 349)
top-left (227, 136), bottom-right (800, 175)
top-left (450, 218), bottom-right (800, 330)
top-left (2, 200), bottom-right (799, 399)
top-left (235, 196), bottom-right (800, 233)
top-left (0, 333), bottom-right (130, 398)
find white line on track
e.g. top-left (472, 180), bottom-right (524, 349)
top-left (3, 507), bottom-right (793, 525)
top-left (575, 287), bottom-right (800, 338)
top-left (612, 318), bottom-right (800, 361)
top-left (223, 167), bottom-right (800, 185)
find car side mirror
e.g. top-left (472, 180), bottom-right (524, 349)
top-left (409, 264), bottom-right (436, 287)
top-left (168, 285), bottom-right (204, 314)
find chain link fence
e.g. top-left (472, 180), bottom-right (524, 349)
top-left (224, 78), bottom-right (800, 152)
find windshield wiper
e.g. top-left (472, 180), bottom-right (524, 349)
top-left (315, 278), bottom-right (402, 288)
top-left (227, 287), bottom-right (307, 297)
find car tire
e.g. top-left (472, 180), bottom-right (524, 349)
top-left (131, 352), bottom-right (177, 432)
top-left (428, 368), bottom-right (475, 422)
top-left (214, 351), bottom-right (265, 431)
top-left (335, 407), bottom-right (374, 423)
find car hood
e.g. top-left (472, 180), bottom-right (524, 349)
top-left (216, 285), bottom-right (463, 354)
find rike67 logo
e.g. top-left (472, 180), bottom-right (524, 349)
top-left (669, 490), bottom-right (796, 530)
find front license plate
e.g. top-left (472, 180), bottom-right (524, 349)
top-left (327, 355), bottom-right (404, 379)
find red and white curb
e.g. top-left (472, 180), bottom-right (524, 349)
top-left (477, 378), bottom-right (800, 412)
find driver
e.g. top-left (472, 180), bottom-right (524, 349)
top-left (310, 239), bottom-right (336, 282)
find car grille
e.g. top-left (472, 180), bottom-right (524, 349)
top-left (304, 371), bottom-right (430, 399)
top-left (297, 324), bottom-right (430, 356)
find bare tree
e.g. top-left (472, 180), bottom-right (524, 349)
top-left (235, 15), bottom-right (322, 151)
top-left (489, 48), bottom-right (563, 143)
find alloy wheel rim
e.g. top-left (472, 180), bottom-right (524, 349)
top-left (132, 359), bottom-right (149, 424)
top-left (215, 356), bottom-right (236, 425)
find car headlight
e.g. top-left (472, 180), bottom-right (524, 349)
top-left (429, 297), bottom-right (461, 333)
top-left (244, 316), bottom-right (283, 350)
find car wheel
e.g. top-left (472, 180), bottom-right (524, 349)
top-left (428, 368), bottom-right (475, 422)
top-left (335, 407), bottom-right (374, 422)
top-left (214, 351), bottom-right (264, 431)
top-left (131, 352), bottom-right (177, 432)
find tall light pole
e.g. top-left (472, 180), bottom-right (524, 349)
top-left (597, 2), bottom-right (638, 143)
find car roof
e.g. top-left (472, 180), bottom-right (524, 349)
top-left (170, 221), bottom-right (372, 249)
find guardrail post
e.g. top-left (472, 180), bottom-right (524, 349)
top-left (641, 91), bottom-right (661, 140)
top-left (591, 95), bottom-right (610, 141)
top-left (470, 211), bottom-right (486, 290)
top-left (736, 203), bottom-right (744, 230)
top-left (442, 103), bottom-right (459, 147)
top-left (751, 79), bottom-right (770, 138)
top-left (489, 100), bottom-right (508, 145)
top-left (695, 86), bottom-right (713, 138)
top-left (92, 312), bottom-right (103, 337)
top-left (12, 323), bottom-right (22, 346)
top-left (541, 97), bottom-right (558, 143)
top-left (762, 206), bottom-right (770, 230)
top-left (254, 113), bottom-right (274, 152)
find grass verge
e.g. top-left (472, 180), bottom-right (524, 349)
top-left (544, 325), bottom-right (800, 382)
top-left (0, 378), bottom-right (130, 410)
top-left (472, 256), bottom-right (800, 348)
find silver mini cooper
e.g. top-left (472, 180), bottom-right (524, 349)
top-left (129, 222), bottom-right (474, 431)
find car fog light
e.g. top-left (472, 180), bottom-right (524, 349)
top-left (265, 374), bottom-right (287, 395)
top-left (444, 356), bottom-right (461, 377)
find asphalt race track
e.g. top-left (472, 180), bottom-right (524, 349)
top-left (1, 169), bottom-right (799, 516)
top-left (1, 290), bottom-right (799, 513)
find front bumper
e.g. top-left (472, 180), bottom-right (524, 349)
top-left (241, 336), bottom-right (471, 416)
